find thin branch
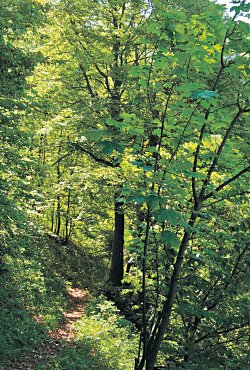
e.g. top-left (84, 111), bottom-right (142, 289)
top-left (201, 278), bottom-right (220, 305)
top-left (69, 20), bottom-right (111, 92)
top-left (210, 103), bottom-right (237, 114)
top-left (51, 153), bottom-right (72, 167)
top-left (79, 64), bottom-right (97, 98)
top-left (72, 143), bottom-right (120, 167)
top-left (211, 336), bottom-right (249, 347)
top-left (204, 191), bottom-right (250, 206)
top-left (201, 242), bottom-right (249, 313)
top-left (196, 36), bottom-right (247, 199)
top-left (192, 121), bottom-right (207, 205)
top-left (199, 109), bottom-right (243, 200)
top-left (169, 104), bottom-right (199, 163)
top-left (204, 165), bottom-right (250, 200)
top-left (146, 46), bottom-right (160, 120)
top-left (224, 244), bottom-right (249, 291)
top-left (195, 321), bottom-right (250, 344)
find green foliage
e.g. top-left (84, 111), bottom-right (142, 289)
top-left (0, 277), bottom-right (46, 366)
top-left (1, 0), bottom-right (250, 369)
top-left (0, 0), bottom-right (44, 237)
top-left (161, 230), bottom-right (180, 249)
top-left (0, 227), bottom-right (109, 367)
top-left (0, 233), bottom-right (64, 366)
top-left (191, 90), bottom-right (220, 100)
top-left (37, 296), bottom-right (138, 370)
top-left (73, 296), bottom-right (138, 370)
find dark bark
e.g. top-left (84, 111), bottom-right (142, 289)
top-left (107, 10), bottom-right (125, 285)
top-left (55, 195), bottom-right (61, 236)
top-left (136, 206), bottom-right (151, 369)
top-left (139, 108), bottom-right (247, 368)
top-left (108, 192), bottom-right (124, 286)
top-left (136, 80), bottom-right (176, 370)
top-left (136, 208), bottom-right (199, 370)
top-left (51, 201), bottom-right (55, 233)
top-left (65, 187), bottom-right (71, 244)
top-left (38, 134), bottom-right (46, 165)
top-left (140, 40), bottom-right (249, 370)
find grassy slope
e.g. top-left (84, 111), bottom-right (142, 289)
top-left (0, 231), bottom-right (137, 369)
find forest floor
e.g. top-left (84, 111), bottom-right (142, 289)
top-left (7, 288), bottom-right (90, 370)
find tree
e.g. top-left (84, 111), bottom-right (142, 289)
top-left (33, 0), bottom-right (155, 285)
top-left (0, 0), bottom-right (43, 243)
top-left (126, 2), bottom-right (250, 368)
top-left (24, 0), bottom-right (249, 367)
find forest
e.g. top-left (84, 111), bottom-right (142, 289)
top-left (0, 0), bottom-right (249, 369)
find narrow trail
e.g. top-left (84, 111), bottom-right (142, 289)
top-left (8, 288), bottom-right (89, 370)
top-left (48, 288), bottom-right (89, 343)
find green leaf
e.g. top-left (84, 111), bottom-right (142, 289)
top-left (175, 23), bottom-right (185, 35)
top-left (132, 160), bottom-right (153, 172)
top-left (161, 231), bottom-right (180, 248)
top-left (152, 129), bottom-right (162, 136)
top-left (145, 194), bottom-right (159, 207)
top-left (152, 208), bottom-right (184, 225)
top-left (182, 170), bottom-right (207, 179)
top-left (128, 195), bottom-right (146, 204)
top-left (97, 140), bottom-right (124, 154)
top-left (119, 113), bottom-right (137, 120)
top-left (84, 129), bottom-right (107, 142)
top-left (191, 90), bottom-right (220, 100)
top-left (176, 82), bottom-right (204, 97)
top-left (105, 118), bottom-right (129, 130)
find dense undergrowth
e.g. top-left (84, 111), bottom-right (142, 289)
top-left (37, 297), bottom-right (138, 370)
top-left (0, 226), bottom-right (137, 369)
top-left (1, 232), bottom-right (64, 366)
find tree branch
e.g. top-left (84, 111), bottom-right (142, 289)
top-left (195, 321), bottom-right (250, 344)
top-left (204, 165), bottom-right (250, 200)
top-left (169, 104), bottom-right (199, 163)
top-left (51, 153), bottom-right (72, 167)
top-left (79, 64), bottom-right (97, 98)
top-left (71, 143), bottom-right (120, 167)
top-left (192, 122), bottom-right (206, 205)
top-left (199, 109), bottom-right (243, 200)
top-left (204, 191), bottom-right (250, 206)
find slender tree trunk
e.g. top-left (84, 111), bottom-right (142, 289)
top-left (65, 187), bottom-right (71, 244)
top-left (74, 8), bottom-right (126, 285)
top-left (108, 11), bottom-right (125, 285)
top-left (136, 206), bottom-right (151, 370)
top-left (55, 137), bottom-right (62, 236)
top-left (51, 201), bottom-right (55, 232)
top-left (109, 191), bottom-right (124, 286)
top-left (38, 133), bottom-right (46, 165)
top-left (141, 210), bottom-right (199, 370)
top-left (55, 195), bottom-right (61, 236)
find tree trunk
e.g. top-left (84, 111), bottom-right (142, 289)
top-left (65, 187), bottom-right (71, 244)
top-left (108, 192), bottom-right (124, 286)
top-left (108, 11), bottom-right (124, 285)
top-left (55, 195), bottom-right (61, 236)
top-left (54, 138), bottom-right (62, 236)
top-left (137, 209), bottom-right (199, 370)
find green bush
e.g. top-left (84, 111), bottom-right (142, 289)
top-left (40, 295), bottom-right (139, 370)
top-left (73, 296), bottom-right (138, 370)
top-left (0, 224), bottom-right (111, 368)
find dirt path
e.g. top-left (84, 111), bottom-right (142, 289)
top-left (8, 288), bottom-right (89, 370)
top-left (48, 288), bottom-right (89, 343)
